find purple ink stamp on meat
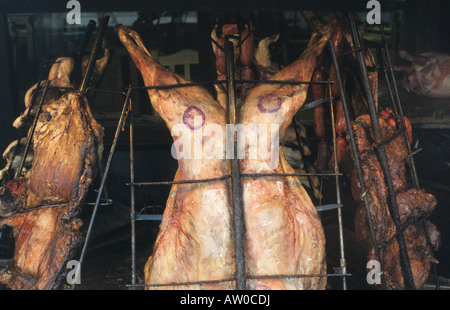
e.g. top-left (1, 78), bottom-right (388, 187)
top-left (257, 94), bottom-right (282, 113)
top-left (183, 106), bottom-right (205, 130)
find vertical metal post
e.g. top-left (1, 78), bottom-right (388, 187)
top-left (79, 14), bottom-right (109, 94)
top-left (348, 13), bottom-right (415, 290)
top-left (225, 39), bottom-right (246, 290)
top-left (327, 82), bottom-right (347, 290)
top-left (15, 79), bottom-right (50, 179)
top-left (129, 96), bottom-right (136, 290)
top-left (328, 39), bottom-right (386, 289)
top-left (72, 87), bottom-right (132, 289)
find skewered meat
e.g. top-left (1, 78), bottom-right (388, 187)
top-left (0, 138), bottom-right (33, 183)
top-left (119, 25), bottom-right (234, 289)
top-left (0, 57), bottom-right (104, 290)
top-left (395, 51), bottom-right (450, 98)
top-left (367, 221), bottom-right (440, 290)
top-left (117, 10), bottom-right (335, 290)
top-left (237, 11), bottom-right (335, 290)
top-left (351, 110), bottom-right (439, 289)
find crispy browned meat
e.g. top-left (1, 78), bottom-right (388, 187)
top-left (0, 58), bottom-right (103, 290)
top-left (351, 110), bottom-right (439, 289)
top-left (367, 221), bottom-right (440, 290)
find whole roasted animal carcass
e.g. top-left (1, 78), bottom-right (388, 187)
top-left (0, 57), bottom-right (104, 290)
top-left (351, 109), bottom-right (440, 289)
top-left (117, 11), bottom-right (336, 290)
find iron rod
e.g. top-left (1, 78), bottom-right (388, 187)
top-left (131, 79), bottom-right (332, 91)
top-left (76, 20), bottom-right (96, 57)
top-left (79, 14), bottom-right (109, 94)
top-left (328, 39), bottom-right (386, 288)
top-left (225, 39), bottom-right (246, 290)
top-left (349, 12), bottom-right (415, 290)
top-left (126, 272), bottom-right (351, 288)
top-left (125, 172), bottom-right (343, 187)
top-left (7, 57), bottom-right (51, 180)
top-left (129, 98), bottom-right (136, 290)
top-left (238, 79), bottom-right (333, 85)
top-left (15, 80), bottom-right (50, 179)
top-left (327, 80), bottom-right (347, 290)
top-left (72, 87), bottom-right (132, 289)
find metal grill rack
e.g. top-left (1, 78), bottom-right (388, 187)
top-left (327, 13), bottom-right (440, 290)
top-left (101, 30), bottom-right (351, 290)
top-left (9, 12), bottom-right (437, 290)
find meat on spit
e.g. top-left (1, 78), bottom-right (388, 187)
top-left (0, 56), bottom-right (104, 290)
top-left (117, 10), bottom-right (337, 290)
top-left (351, 109), bottom-right (440, 289)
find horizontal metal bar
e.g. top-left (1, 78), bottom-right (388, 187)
top-left (46, 85), bottom-right (126, 96)
top-left (127, 175), bottom-right (232, 186)
top-left (84, 198), bottom-right (114, 207)
top-left (300, 97), bottom-right (329, 111)
top-left (132, 205), bottom-right (342, 220)
top-left (240, 172), bottom-right (343, 178)
top-left (133, 214), bottom-right (162, 221)
top-left (0, 203), bottom-right (69, 219)
top-left (126, 172), bottom-right (343, 187)
top-left (247, 273), bottom-right (351, 280)
top-left (130, 80), bottom-right (227, 91)
top-left (127, 277), bottom-right (236, 288)
top-left (126, 272), bottom-right (351, 288)
top-left (315, 204), bottom-right (342, 212)
top-left (237, 79), bottom-right (334, 85)
top-left (45, 80), bottom-right (333, 94)
top-left (86, 88), bottom-right (127, 96)
top-left (0, 259), bottom-right (11, 267)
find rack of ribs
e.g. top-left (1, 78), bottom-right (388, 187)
top-left (117, 10), bottom-right (336, 290)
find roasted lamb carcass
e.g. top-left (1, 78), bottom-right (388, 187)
top-left (351, 110), bottom-right (440, 289)
top-left (117, 10), bottom-right (335, 290)
top-left (0, 57), bottom-right (104, 290)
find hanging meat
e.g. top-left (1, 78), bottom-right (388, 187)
top-left (118, 24), bottom-right (234, 289)
top-left (0, 56), bottom-right (104, 290)
top-left (117, 10), bottom-right (336, 290)
top-left (395, 50), bottom-right (450, 98)
top-left (211, 21), bottom-right (255, 96)
top-left (237, 11), bottom-right (336, 290)
top-left (351, 110), bottom-right (440, 289)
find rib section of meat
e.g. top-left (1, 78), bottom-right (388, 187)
top-left (117, 10), bottom-right (335, 290)
top-left (351, 110), bottom-right (440, 289)
top-left (0, 57), bottom-right (104, 290)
